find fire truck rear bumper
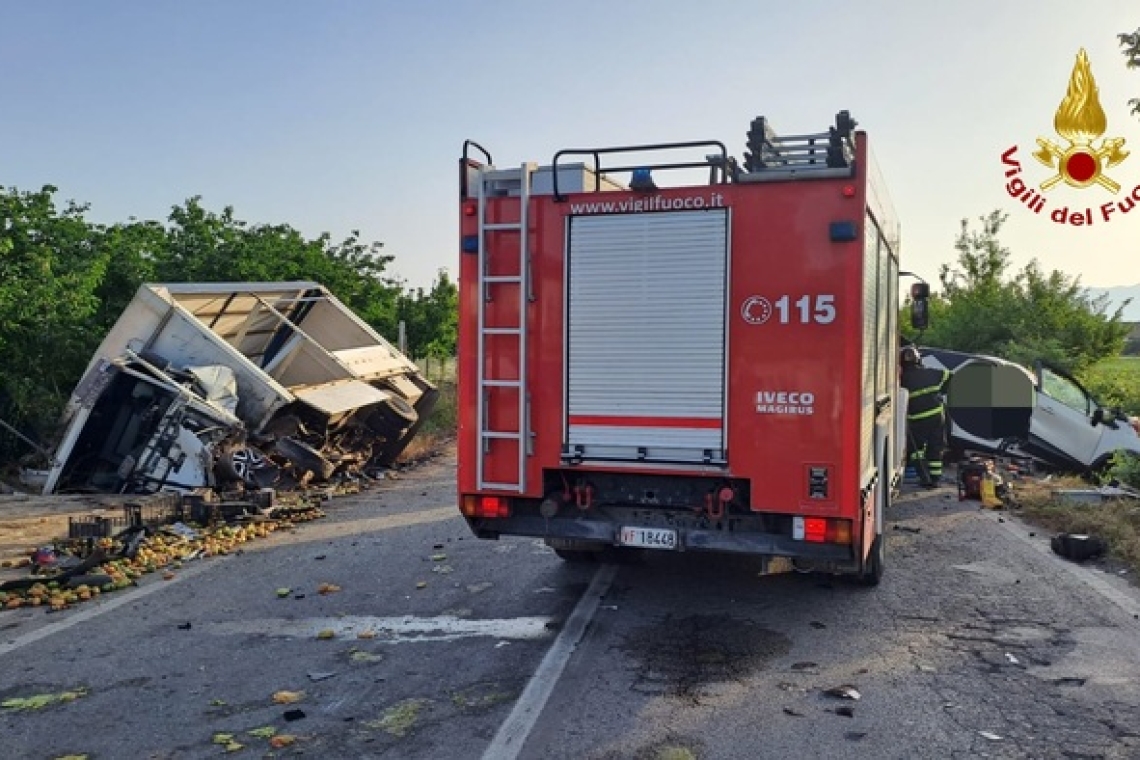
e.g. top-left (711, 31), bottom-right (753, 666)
top-left (465, 515), bottom-right (853, 562)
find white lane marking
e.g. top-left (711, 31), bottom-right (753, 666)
top-left (0, 558), bottom-right (224, 657)
top-left (483, 563), bottom-right (617, 760)
top-left (1000, 515), bottom-right (1140, 630)
top-left (202, 614), bottom-right (553, 643)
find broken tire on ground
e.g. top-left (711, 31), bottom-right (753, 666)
top-left (273, 437), bottom-right (336, 482)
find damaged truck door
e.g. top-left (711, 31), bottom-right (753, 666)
top-left (43, 282), bottom-right (437, 495)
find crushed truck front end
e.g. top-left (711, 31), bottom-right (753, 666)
top-left (457, 113), bottom-right (902, 582)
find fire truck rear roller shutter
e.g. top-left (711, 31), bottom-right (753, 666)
top-left (566, 211), bottom-right (728, 463)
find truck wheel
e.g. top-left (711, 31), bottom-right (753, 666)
top-left (553, 549), bottom-right (600, 563)
top-left (857, 533), bottom-right (885, 587)
top-left (376, 394), bottom-right (418, 429)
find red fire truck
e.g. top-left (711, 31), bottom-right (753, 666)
top-left (456, 111), bottom-right (927, 585)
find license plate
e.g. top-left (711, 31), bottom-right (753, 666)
top-left (618, 526), bottom-right (677, 550)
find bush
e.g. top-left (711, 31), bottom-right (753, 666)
top-left (1106, 450), bottom-right (1140, 489)
top-left (1082, 358), bottom-right (1140, 415)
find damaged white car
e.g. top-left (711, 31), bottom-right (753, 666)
top-left (43, 282), bottom-right (437, 495)
top-left (921, 346), bottom-right (1140, 474)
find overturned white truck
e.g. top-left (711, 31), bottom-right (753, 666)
top-left (44, 282), bottom-right (437, 495)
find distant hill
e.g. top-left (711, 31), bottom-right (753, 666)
top-left (1086, 284), bottom-right (1140, 321)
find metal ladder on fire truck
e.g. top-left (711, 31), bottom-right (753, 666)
top-left (466, 142), bottom-right (533, 493)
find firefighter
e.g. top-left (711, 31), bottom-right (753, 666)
top-left (900, 346), bottom-right (950, 487)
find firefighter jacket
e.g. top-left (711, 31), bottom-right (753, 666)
top-left (901, 366), bottom-right (950, 422)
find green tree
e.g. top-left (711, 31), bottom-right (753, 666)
top-left (397, 270), bottom-right (458, 358)
top-left (903, 211), bottom-right (1128, 372)
top-left (0, 186), bottom-right (108, 451)
top-left (1121, 27), bottom-right (1140, 117)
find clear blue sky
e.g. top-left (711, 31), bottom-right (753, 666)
top-left (2, 1), bottom-right (1137, 299)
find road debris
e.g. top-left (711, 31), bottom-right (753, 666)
top-left (0, 500), bottom-right (327, 613)
top-left (824, 685), bottom-right (861, 700)
top-left (1050, 533), bottom-right (1108, 562)
top-left (282, 709), bottom-right (306, 722)
top-left (2, 688), bottom-right (88, 711)
top-left (979, 731), bottom-right (1003, 741)
top-left (248, 726), bottom-right (276, 739)
top-left (272, 690), bottom-right (304, 705)
top-left (366, 698), bottom-right (430, 737)
top-left (307, 671), bottom-right (337, 682)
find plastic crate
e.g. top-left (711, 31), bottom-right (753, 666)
top-left (68, 514), bottom-right (130, 539)
top-left (124, 503), bottom-right (174, 529)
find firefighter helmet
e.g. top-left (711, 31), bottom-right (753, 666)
top-left (900, 346), bottom-right (921, 366)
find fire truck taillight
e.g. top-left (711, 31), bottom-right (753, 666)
top-left (463, 201), bottom-right (477, 216)
top-left (462, 495), bottom-right (511, 519)
top-left (793, 517), bottom-right (852, 545)
top-left (842, 185), bottom-right (856, 198)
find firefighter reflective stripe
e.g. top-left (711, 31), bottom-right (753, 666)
top-left (907, 368), bottom-right (950, 397)
top-left (902, 367), bottom-right (948, 420)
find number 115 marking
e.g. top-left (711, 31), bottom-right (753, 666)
top-left (774, 295), bottom-right (836, 324)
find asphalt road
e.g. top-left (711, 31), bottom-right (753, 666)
top-left (2, 451), bottom-right (1140, 760)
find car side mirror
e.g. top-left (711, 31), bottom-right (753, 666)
top-left (1091, 408), bottom-right (1104, 427)
top-left (910, 283), bottom-right (930, 331)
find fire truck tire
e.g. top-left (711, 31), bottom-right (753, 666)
top-left (858, 534), bottom-right (885, 586)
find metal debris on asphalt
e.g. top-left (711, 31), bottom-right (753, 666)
top-left (824, 685), bottom-right (862, 700)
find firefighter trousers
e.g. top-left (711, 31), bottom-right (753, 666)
top-left (908, 413), bottom-right (946, 484)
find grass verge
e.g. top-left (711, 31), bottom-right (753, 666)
top-left (1012, 475), bottom-right (1140, 577)
top-left (397, 381), bottom-right (457, 464)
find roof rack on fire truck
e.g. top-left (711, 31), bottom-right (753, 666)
top-left (549, 140), bottom-right (734, 202)
top-left (739, 110), bottom-right (858, 181)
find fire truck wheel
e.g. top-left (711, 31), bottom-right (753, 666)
top-left (553, 549), bottom-right (601, 563)
top-left (858, 534), bottom-right (885, 586)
